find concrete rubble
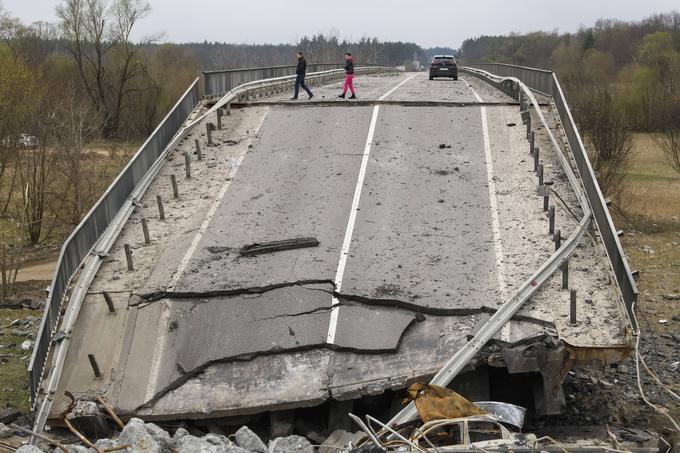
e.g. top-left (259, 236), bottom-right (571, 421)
top-left (16, 418), bottom-right (323, 453)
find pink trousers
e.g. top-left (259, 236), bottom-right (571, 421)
top-left (342, 74), bottom-right (355, 94)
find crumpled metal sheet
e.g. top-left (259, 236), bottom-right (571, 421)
top-left (404, 383), bottom-right (486, 423)
top-left (473, 401), bottom-right (526, 429)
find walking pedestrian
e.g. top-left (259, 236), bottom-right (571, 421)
top-left (291, 51), bottom-right (313, 100)
top-left (338, 53), bottom-right (356, 99)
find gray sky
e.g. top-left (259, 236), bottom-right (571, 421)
top-left (2, 0), bottom-right (678, 48)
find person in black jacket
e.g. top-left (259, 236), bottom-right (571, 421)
top-left (338, 53), bottom-right (356, 99)
top-left (291, 52), bottom-right (313, 100)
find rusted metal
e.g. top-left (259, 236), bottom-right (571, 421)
top-left (95, 394), bottom-right (125, 430)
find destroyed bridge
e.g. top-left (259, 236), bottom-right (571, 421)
top-left (28, 62), bottom-right (639, 435)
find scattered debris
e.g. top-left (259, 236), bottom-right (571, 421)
top-left (240, 237), bottom-right (319, 256)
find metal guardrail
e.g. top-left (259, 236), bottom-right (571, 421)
top-left (465, 63), bottom-right (638, 331)
top-left (27, 78), bottom-right (201, 405)
top-left (203, 63), bottom-right (347, 97)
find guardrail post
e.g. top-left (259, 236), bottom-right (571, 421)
top-left (538, 163), bottom-right (544, 187)
top-left (170, 175), bottom-right (179, 198)
top-left (124, 244), bottom-right (133, 271)
top-left (534, 147), bottom-right (539, 171)
top-left (526, 114), bottom-right (532, 139)
top-left (195, 139), bottom-right (202, 161)
top-left (88, 354), bottom-right (102, 379)
top-left (554, 229), bottom-right (561, 251)
top-left (141, 218), bottom-right (150, 245)
top-left (543, 192), bottom-right (549, 211)
top-left (103, 291), bottom-right (116, 314)
top-left (206, 122), bottom-right (213, 146)
top-left (562, 260), bottom-right (569, 289)
top-left (530, 131), bottom-right (535, 155)
top-left (570, 289), bottom-right (577, 325)
top-left (184, 152), bottom-right (191, 179)
top-left (548, 205), bottom-right (555, 235)
top-left (217, 108), bottom-right (223, 130)
top-left (226, 102), bottom-right (231, 116)
top-left (156, 195), bottom-right (165, 220)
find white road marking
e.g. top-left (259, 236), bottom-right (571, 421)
top-left (326, 74), bottom-right (415, 345)
top-left (144, 108), bottom-right (270, 402)
top-left (464, 79), bottom-right (507, 294)
top-left (379, 73), bottom-right (418, 100)
top-left (461, 77), bottom-right (483, 103)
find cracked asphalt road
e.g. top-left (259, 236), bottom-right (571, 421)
top-left (50, 72), bottom-right (629, 419)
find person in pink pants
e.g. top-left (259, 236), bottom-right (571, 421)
top-left (338, 53), bottom-right (356, 99)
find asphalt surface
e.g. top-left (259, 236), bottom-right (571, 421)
top-left (138, 73), bottom-right (503, 405)
top-left (50, 72), bottom-right (630, 419)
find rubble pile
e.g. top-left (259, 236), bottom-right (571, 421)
top-left (14, 420), bottom-right (320, 453)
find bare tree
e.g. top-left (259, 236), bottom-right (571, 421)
top-left (53, 88), bottom-right (103, 227)
top-left (1, 222), bottom-right (24, 303)
top-left (56, 0), bottom-right (153, 137)
top-left (657, 103), bottom-right (680, 175)
top-left (586, 88), bottom-right (633, 201)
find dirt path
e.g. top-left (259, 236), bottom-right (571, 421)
top-left (15, 259), bottom-right (56, 282)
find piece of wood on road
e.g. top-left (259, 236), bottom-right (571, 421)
top-left (239, 237), bottom-right (319, 256)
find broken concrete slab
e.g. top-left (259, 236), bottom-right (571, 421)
top-left (331, 305), bottom-right (415, 350)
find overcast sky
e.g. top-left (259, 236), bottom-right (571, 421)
top-left (2, 0), bottom-right (678, 48)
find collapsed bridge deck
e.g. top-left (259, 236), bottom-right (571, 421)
top-left (49, 72), bottom-right (631, 422)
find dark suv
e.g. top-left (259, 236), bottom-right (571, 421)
top-left (429, 55), bottom-right (458, 81)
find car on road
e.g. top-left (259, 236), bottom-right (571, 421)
top-left (429, 55), bottom-right (458, 81)
top-left (1, 133), bottom-right (38, 149)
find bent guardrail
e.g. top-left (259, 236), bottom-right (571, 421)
top-left (28, 78), bottom-right (201, 406)
top-left (464, 63), bottom-right (638, 331)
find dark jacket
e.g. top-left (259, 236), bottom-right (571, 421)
top-left (344, 58), bottom-right (354, 74)
top-left (296, 57), bottom-right (307, 75)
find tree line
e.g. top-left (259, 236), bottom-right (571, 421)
top-left (458, 11), bottom-right (680, 199)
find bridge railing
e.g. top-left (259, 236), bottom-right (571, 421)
top-left (203, 63), bottom-right (346, 97)
top-left (27, 78), bottom-right (201, 405)
top-left (464, 63), bottom-right (638, 330)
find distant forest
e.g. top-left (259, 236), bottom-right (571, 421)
top-left (458, 11), bottom-right (680, 132)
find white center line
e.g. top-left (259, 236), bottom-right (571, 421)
top-left (379, 73), bottom-right (418, 101)
top-left (326, 73), bottom-right (415, 345)
top-left (145, 108), bottom-right (270, 402)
